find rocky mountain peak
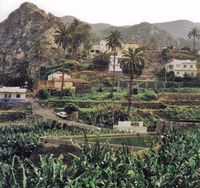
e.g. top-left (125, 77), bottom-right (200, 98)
top-left (0, 2), bottom-right (61, 62)
top-left (19, 2), bottom-right (41, 10)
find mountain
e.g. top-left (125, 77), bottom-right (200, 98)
top-left (62, 15), bottom-right (77, 23)
top-left (61, 16), bottom-right (112, 32)
top-left (1, 1), bottom-right (199, 64)
top-left (90, 23), bottom-right (113, 32)
top-left (155, 20), bottom-right (200, 39)
top-left (96, 22), bottom-right (179, 47)
top-left (0, 2), bottom-right (61, 61)
top-left (61, 15), bottom-right (185, 48)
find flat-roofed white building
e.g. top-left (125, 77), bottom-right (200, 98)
top-left (0, 87), bottom-right (26, 103)
top-left (165, 59), bottom-right (197, 77)
top-left (47, 71), bottom-right (71, 81)
top-left (89, 40), bottom-right (110, 58)
top-left (109, 52), bottom-right (123, 74)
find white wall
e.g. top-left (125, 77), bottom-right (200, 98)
top-left (165, 59), bottom-right (197, 78)
top-left (48, 73), bottom-right (71, 81)
top-left (109, 54), bottom-right (123, 73)
top-left (0, 93), bottom-right (26, 99)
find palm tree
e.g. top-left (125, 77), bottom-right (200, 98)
top-left (105, 30), bottom-right (122, 97)
top-left (54, 23), bottom-right (71, 96)
top-left (92, 52), bottom-right (110, 71)
top-left (188, 28), bottom-right (200, 51)
top-left (120, 48), bottom-right (145, 113)
top-left (68, 19), bottom-right (91, 59)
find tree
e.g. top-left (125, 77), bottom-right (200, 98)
top-left (68, 19), bottom-right (92, 59)
top-left (34, 39), bottom-right (49, 80)
top-left (105, 30), bottom-right (122, 97)
top-left (120, 48), bottom-right (145, 113)
top-left (5, 58), bottom-right (35, 89)
top-left (188, 27), bottom-right (200, 51)
top-left (161, 48), bottom-right (172, 62)
top-left (54, 23), bottom-right (71, 97)
top-left (0, 50), bottom-right (11, 84)
top-left (92, 52), bottom-right (110, 71)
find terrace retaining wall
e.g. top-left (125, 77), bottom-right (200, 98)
top-left (156, 120), bottom-right (200, 134)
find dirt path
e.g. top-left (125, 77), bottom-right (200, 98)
top-left (29, 98), bottom-right (101, 131)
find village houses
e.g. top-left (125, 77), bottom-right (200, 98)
top-left (165, 59), bottom-right (197, 78)
top-left (36, 71), bottom-right (89, 91)
top-left (0, 87), bottom-right (27, 103)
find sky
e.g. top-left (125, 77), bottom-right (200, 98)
top-left (0, 0), bottom-right (200, 25)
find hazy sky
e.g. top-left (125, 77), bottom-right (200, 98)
top-left (0, 0), bottom-right (200, 25)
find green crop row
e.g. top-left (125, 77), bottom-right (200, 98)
top-left (0, 128), bottom-right (200, 187)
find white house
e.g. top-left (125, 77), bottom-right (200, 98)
top-left (89, 40), bottom-right (110, 58)
top-left (0, 87), bottom-right (26, 103)
top-left (113, 121), bottom-right (147, 133)
top-left (109, 44), bottom-right (140, 74)
top-left (47, 71), bottom-right (71, 81)
top-left (99, 40), bottom-right (109, 52)
top-left (109, 52), bottom-right (123, 74)
top-left (165, 59), bottom-right (197, 78)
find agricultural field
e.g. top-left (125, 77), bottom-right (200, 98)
top-left (39, 87), bottom-right (200, 129)
top-left (0, 118), bottom-right (200, 187)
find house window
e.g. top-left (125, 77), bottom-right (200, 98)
top-left (169, 65), bottom-right (173, 69)
top-left (4, 94), bottom-right (8, 98)
top-left (16, 94), bottom-right (21, 98)
top-left (184, 65), bottom-right (187, 68)
top-left (177, 71), bottom-right (179, 75)
top-left (8, 94), bottom-right (11, 98)
top-left (191, 65), bottom-right (193, 68)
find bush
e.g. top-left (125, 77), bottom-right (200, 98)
top-left (0, 111), bottom-right (26, 122)
top-left (85, 104), bottom-right (129, 128)
top-left (161, 48), bottom-right (172, 61)
top-left (63, 88), bottom-right (74, 96)
top-left (64, 103), bottom-right (79, 114)
top-left (38, 89), bottom-right (49, 99)
top-left (135, 90), bottom-right (157, 101)
top-left (92, 52), bottom-right (110, 71)
top-left (174, 77), bottom-right (183, 82)
top-left (181, 46), bottom-right (190, 51)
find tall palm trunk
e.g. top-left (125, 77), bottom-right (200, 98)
top-left (111, 50), bottom-right (116, 98)
top-left (127, 75), bottom-right (133, 113)
top-left (194, 36), bottom-right (196, 51)
top-left (35, 58), bottom-right (41, 94)
top-left (61, 49), bottom-right (66, 98)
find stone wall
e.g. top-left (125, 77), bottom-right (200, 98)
top-left (156, 120), bottom-right (200, 134)
top-left (0, 102), bottom-right (31, 110)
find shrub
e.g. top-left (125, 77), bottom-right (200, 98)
top-left (181, 46), bottom-right (190, 51)
top-left (161, 48), bottom-right (172, 61)
top-left (63, 88), bottom-right (74, 96)
top-left (135, 90), bottom-right (157, 101)
top-left (38, 89), bottom-right (49, 99)
top-left (64, 103), bottom-right (79, 114)
top-left (92, 52), bottom-right (110, 71)
top-left (174, 77), bottom-right (183, 82)
top-left (103, 77), bottom-right (112, 87)
top-left (86, 104), bottom-right (129, 128)
top-left (0, 111), bottom-right (26, 122)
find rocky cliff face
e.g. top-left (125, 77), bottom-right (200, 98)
top-left (0, 2), bottom-right (61, 61)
